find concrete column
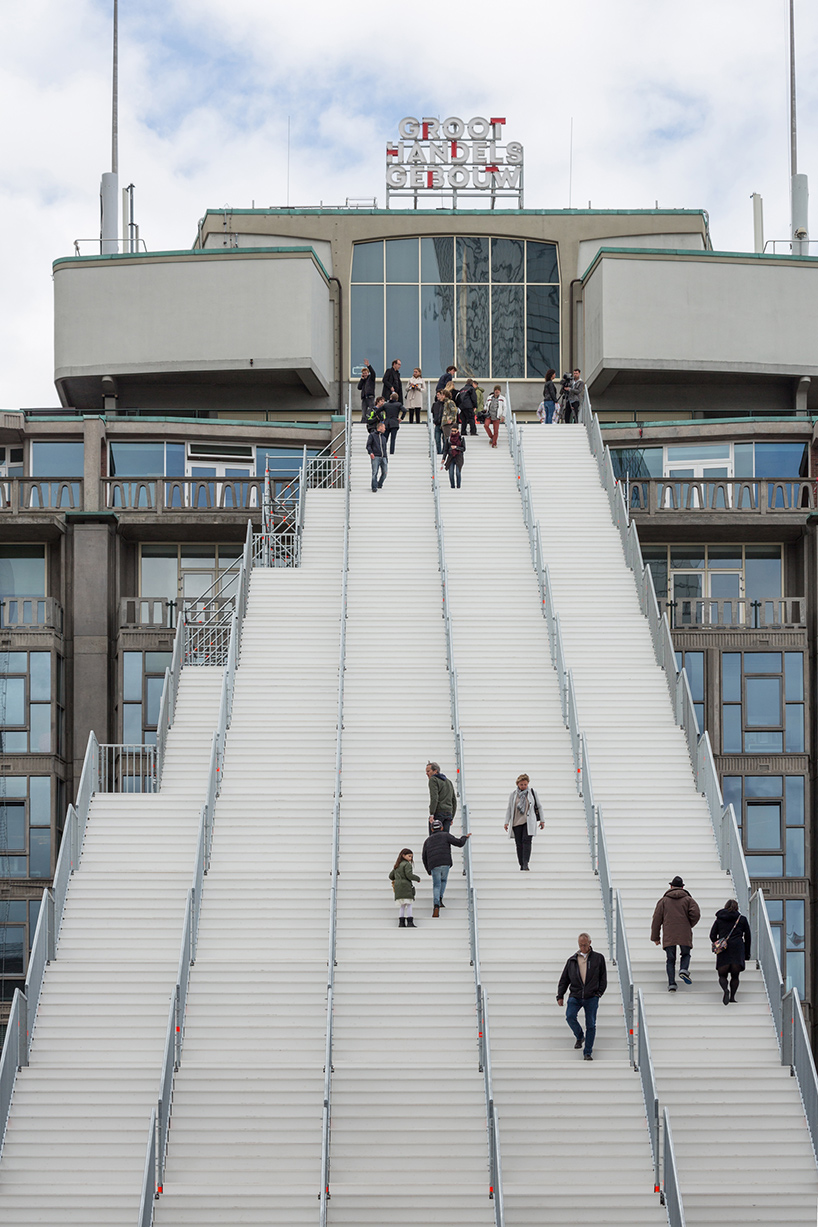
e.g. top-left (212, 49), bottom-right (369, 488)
top-left (82, 417), bottom-right (107, 512)
top-left (71, 520), bottom-right (115, 782)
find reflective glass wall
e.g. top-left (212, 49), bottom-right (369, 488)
top-left (351, 237), bottom-right (560, 381)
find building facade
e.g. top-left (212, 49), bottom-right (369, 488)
top-left (2, 203), bottom-right (818, 1035)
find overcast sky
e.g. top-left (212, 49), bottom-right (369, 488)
top-left (2, 0), bottom-right (816, 408)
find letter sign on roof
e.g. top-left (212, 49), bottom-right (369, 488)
top-left (386, 117), bottom-right (524, 208)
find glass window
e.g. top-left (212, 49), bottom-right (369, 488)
top-left (123, 653), bottom-right (142, 702)
top-left (30, 442), bottom-right (84, 477)
top-left (351, 241), bottom-right (383, 282)
top-left (785, 705), bottom-right (805, 753)
top-left (722, 706), bottom-right (742, 753)
top-left (0, 925), bottom-right (24, 975)
top-left (683, 652), bottom-right (704, 702)
top-left (0, 779), bottom-right (27, 797)
top-left (29, 653), bottom-right (50, 702)
top-left (421, 237), bottom-right (454, 282)
top-left (146, 676), bottom-right (165, 726)
top-left (787, 900), bottom-right (805, 948)
top-left (766, 899), bottom-right (784, 924)
top-left (491, 238), bottom-right (524, 283)
top-left (641, 547), bottom-right (668, 599)
top-left (29, 828), bottom-right (50, 878)
top-left (745, 804), bottom-right (781, 849)
top-left (744, 729), bottom-right (783, 753)
top-left (123, 703), bottom-right (142, 743)
top-left (526, 241), bottom-right (559, 283)
top-left (350, 285), bottom-right (384, 373)
top-left (29, 777), bottom-right (50, 826)
top-left (744, 652), bottom-right (781, 673)
top-left (492, 286), bottom-right (525, 378)
top-left (421, 285), bottom-right (455, 376)
top-left (526, 285), bottom-right (560, 379)
top-left (754, 443), bottom-right (808, 479)
top-left (0, 677), bottom-right (26, 726)
top-left (140, 545), bottom-right (178, 599)
top-left (745, 678), bottom-right (780, 727)
top-left (744, 776), bottom-right (783, 798)
top-left (745, 854), bottom-right (783, 876)
top-left (109, 442), bottom-right (165, 477)
top-left (670, 547), bottom-right (704, 570)
top-left (722, 654), bottom-right (741, 702)
top-left (786, 950), bottom-right (805, 998)
top-left (708, 546), bottom-right (742, 568)
top-left (0, 804), bottom-right (25, 850)
top-left (456, 285), bottom-right (489, 377)
top-left (0, 546), bottom-right (46, 597)
top-left (386, 285), bottom-right (419, 373)
top-left (611, 448), bottom-right (663, 480)
top-left (385, 239), bottom-right (418, 282)
top-left (785, 653), bottom-right (804, 701)
top-left (456, 236), bottom-right (489, 283)
top-left (29, 704), bottom-right (51, 753)
top-left (145, 652), bottom-right (172, 673)
top-left (786, 777), bottom-right (805, 824)
top-left (666, 444), bottom-right (730, 461)
top-left (722, 776), bottom-right (742, 812)
top-left (744, 546), bottom-right (782, 598)
top-left (786, 828), bottom-right (805, 877)
top-left (733, 442), bottom-right (754, 477)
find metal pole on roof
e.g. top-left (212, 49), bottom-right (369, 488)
top-left (112, 0), bottom-right (118, 175)
top-left (100, 0), bottom-right (119, 253)
top-left (789, 0), bottom-right (809, 254)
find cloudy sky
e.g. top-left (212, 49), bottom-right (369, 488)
top-left (2, 0), bottom-right (816, 408)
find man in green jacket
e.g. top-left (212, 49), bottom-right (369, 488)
top-left (426, 761), bottom-right (457, 833)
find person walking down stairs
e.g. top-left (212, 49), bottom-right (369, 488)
top-left (710, 898), bottom-right (752, 1004)
top-left (651, 875), bottom-right (701, 991)
top-left (421, 820), bottom-right (470, 917)
top-left (389, 848), bottom-right (420, 928)
top-left (503, 772), bottom-right (544, 870)
top-left (366, 420), bottom-right (389, 492)
top-left (556, 933), bottom-right (607, 1061)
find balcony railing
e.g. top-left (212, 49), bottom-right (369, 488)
top-left (659, 595), bottom-right (806, 630)
top-left (101, 476), bottom-right (290, 513)
top-left (0, 596), bottom-right (63, 632)
top-left (0, 480), bottom-right (83, 512)
top-left (627, 478), bottom-right (816, 515)
top-left (119, 595), bottom-right (238, 630)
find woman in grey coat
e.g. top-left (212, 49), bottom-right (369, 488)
top-left (504, 774), bottom-right (545, 870)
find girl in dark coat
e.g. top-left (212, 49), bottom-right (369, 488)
top-left (443, 428), bottom-right (466, 489)
top-left (389, 848), bottom-right (420, 928)
top-left (709, 898), bottom-right (752, 1004)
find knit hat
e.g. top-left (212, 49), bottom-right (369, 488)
top-left (430, 819), bottom-right (444, 831)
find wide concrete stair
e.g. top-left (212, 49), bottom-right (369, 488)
top-left (327, 425), bottom-right (494, 1226)
top-left (523, 421), bottom-right (818, 1225)
top-left (155, 491), bottom-right (344, 1226)
top-left (0, 669), bottom-right (224, 1225)
top-left (438, 418), bottom-right (666, 1225)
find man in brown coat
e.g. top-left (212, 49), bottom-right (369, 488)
top-left (651, 875), bottom-right (701, 992)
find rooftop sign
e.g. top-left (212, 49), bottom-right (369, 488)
top-left (386, 116), bottom-right (524, 208)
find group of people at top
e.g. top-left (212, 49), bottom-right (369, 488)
top-left (389, 764), bottom-right (753, 1062)
top-left (358, 359), bottom-right (510, 492)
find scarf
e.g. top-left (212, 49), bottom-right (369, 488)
top-left (516, 788), bottom-right (529, 815)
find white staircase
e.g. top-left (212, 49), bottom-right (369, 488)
top-left (437, 422), bottom-right (667, 1225)
top-left (154, 491), bottom-right (345, 1225)
top-left (523, 422), bottom-right (818, 1225)
top-left (326, 426), bottom-right (495, 1225)
top-left (0, 669), bottom-right (224, 1225)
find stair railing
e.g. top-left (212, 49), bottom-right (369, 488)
top-left (507, 409), bottom-right (684, 1215)
top-left (427, 406), bottom-right (505, 1226)
top-left (662, 1109), bottom-right (685, 1226)
top-left (320, 401), bottom-right (351, 1224)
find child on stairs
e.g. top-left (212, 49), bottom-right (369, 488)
top-left (389, 848), bottom-right (420, 928)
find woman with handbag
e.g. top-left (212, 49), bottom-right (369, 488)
top-left (404, 368), bottom-right (425, 425)
top-left (709, 899), bottom-right (751, 1004)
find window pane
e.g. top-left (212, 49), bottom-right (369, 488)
top-left (754, 442), bottom-right (808, 479)
top-left (744, 652), bottom-right (781, 673)
top-left (683, 652), bottom-right (704, 702)
top-left (181, 544), bottom-right (217, 568)
top-left (456, 285), bottom-right (489, 377)
top-left (667, 444), bottom-right (730, 461)
top-left (670, 547), bottom-right (704, 569)
top-left (0, 547), bottom-right (46, 597)
top-left (0, 926), bottom-right (25, 975)
top-left (642, 549), bottom-right (668, 600)
top-left (745, 677), bottom-right (780, 726)
top-left (29, 653), bottom-right (50, 702)
top-left (29, 777), bottom-right (50, 826)
top-left (0, 732), bottom-right (26, 752)
top-left (612, 448), bottom-right (663, 480)
top-left (166, 443), bottom-right (185, 477)
top-left (786, 900), bottom-right (805, 948)
top-left (30, 442), bottom-right (84, 478)
top-left (786, 951), bottom-right (805, 998)
top-left (745, 804), bottom-right (781, 850)
top-left (785, 653), bottom-right (804, 701)
top-left (385, 238), bottom-right (418, 282)
top-left (745, 854), bottom-right (783, 876)
top-left (0, 678), bottom-right (26, 726)
top-left (145, 676), bottom-right (164, 727)
top-left (766, 899), bottom-right (784, 923)
top-left (722, 706), bottom-right (742, 753)
top-left (0, 804), bottom-right (25, 850)
top-left (785, 705), bottom-right (805, 753)
top-left (350, 285), bottom-right (384, 375)
top-left (0, 653), bottom-right (27, 674)
top-left (385, 285), bottom-right (419, 374)
top-left (708, 545), bottom-right (742, 567)
top-left (526, 285), bottom-right (559, 379)
top-left (744, 546), bottom-right (781, 598)
top-left (491, 286), bottom-right (524, 378)
top-left (710, 574), bottom-right (740, 598)
top-left (421, 284), bottom-right (455, 376)
top-left (421, 237), bottom-right (454, 283)
top-left (145, 652), bottom-right (172, 673)
top-left (109, 442), bottom-right (165, 477)
top-left (744, 730), bottom-right (783, 752)
top-left (745, 776), bottom-right (782, 798)
top-left (786, 776), bottom-right (805, 825)
top-left (123, 653), bottom-right (142, 702)
top-left (123, 703), bottom-right (142, 743)
top-left (733, 442), bottom-right (754, 477)
top-left (722, 776), bottom-right (742, 817)
top-left (29, 898), bottom-right (40, 934)
top-left (491, 238), bottom-right (524, 283)
top-left (526, 241), bottom-right (558, 283)
top-left (30, 704), bottom-right (51, 753)
top-left (29, 828), bottom-right (50, 878)
top-left (140, 546), bottom-right (178, 600)
top-left (0, 779), bottom-right (27, 797)
top-left (456, 237), bottom-right (489, 283)
top-left (351, 241), bottom-right (383, 282)
top-left (4, 901), bottom-right (26, 923)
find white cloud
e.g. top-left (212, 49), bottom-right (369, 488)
top-left (1, 0), bottom-right (816, 407)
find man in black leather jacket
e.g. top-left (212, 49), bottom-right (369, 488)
top-left (455, 379), bottom-right (478, 435)
top-left (556, 933), bottom-right (607, 1060)
top-left (382, 359), bottom-right (403, 402)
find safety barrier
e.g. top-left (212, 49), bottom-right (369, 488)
top-left (428, 406), bottom-right (505, 1225)
top-left (320, 401), bottom-right (351, 1223)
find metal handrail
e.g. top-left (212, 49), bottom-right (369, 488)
top-left (635, 989), bottom-right (660, 1194)
top-left (427, 404), bottom-right (504, 1224)
top-left (662, 1108), bottom-right (686, 1225)
top-left (783, 988), bottom-right (818, 1162)
top-left (138, 1107), bottom-right (157, 1227)
top-left (615, 890), bottom-right (635, 1068)
top-left (320, 402), bottom-right (351, 1223)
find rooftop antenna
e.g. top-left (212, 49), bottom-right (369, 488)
top-left (100, 0), bottom-right (119, 253)
top-left (568, 117), bottom-right (573, 209)
top-left (789, 0), bottom-right (809, 254)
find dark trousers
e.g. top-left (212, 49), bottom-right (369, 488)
top-left (360, 395), bottom-right (374, 423)
top-left (385, 424), bottom-right (400, 454)
top-left (407, 406), bottom-right (420, 423)
top-left (512, 824), bottom-right (532, 867)
top-left (447, 460), bottom-right (462, 488)
top-left (431, 813), bottom-right (453, 833)
top-left (460, 408), bottom-right (477, 435)
top-left (665, 945), bottom-right (691, 985)
top-left (717, 963), bottom-right (742, 1000)
top-left (434, 423), bottom-right (444, 454)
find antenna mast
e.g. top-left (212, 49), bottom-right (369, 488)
top-left (100, 0), bottom-right (119, 253)
top-left (789, 0), bottom-right (809, 254)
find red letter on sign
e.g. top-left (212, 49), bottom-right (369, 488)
top-left (422, 122), bottom-right (433, 141)
top-left (387, 146), bottom-right (398, 158)
top-left (427, 171), bottom-right (435, 188)
top-left (489, 118), bottom-right (506, 126)
top-left (450, 141), bottom-right (458, 159)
